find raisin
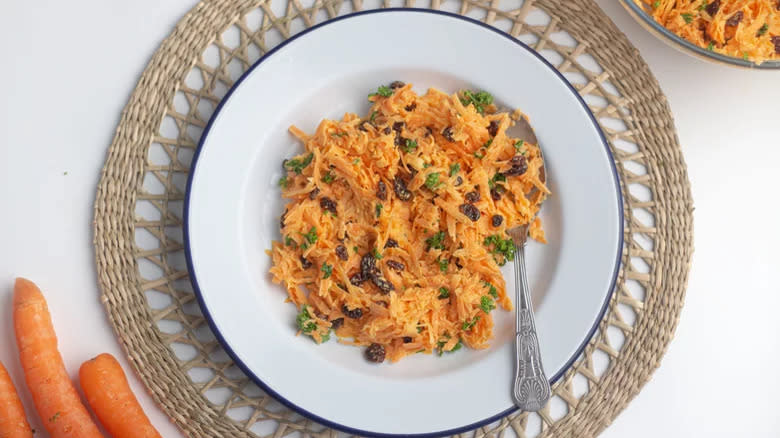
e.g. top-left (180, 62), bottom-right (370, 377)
top-left (320, 197), bottom-right (337, 215)
top-left (392, 121), bottom-right (405, 132)
top-left (342, 305), bottom-right (363, 319)
top-left (442, 127), bottom-right (455, 142)
top-left (365, 343), bottom-right (386, 362)
top-left (372, 276), bottom-right (395, 294)
top-left (384, 238), bottom-right (399, 248)
top-left (706, 0), bottom-right (720, 15)
top-left (772, 36), bottom-right (780, 54)
top-left (394, 133), bottom-right (406, 147)
top-left (459, 203), bottom-right (481, 221)
top-left (491, 187), bottom-right (503, 201)
top-left (300, 256), bottom-right (312, 269)
top-left (455, 258), bottom-right (463, 269)
top-left (505, 155), bottom-right (528, 176)
top-left (393, 176), bottom-right (413, 201)
top-left (361, 254), bottom-right (378, 276)
top-left (425, 127), bottom-right (433, 137)
top-left (383, 126), bottom-right (392, 135)
top-left (330, 318), bottom-right (344, 330)
top-left (454, 176), bottom-right (463, 187)
top-left (405, 102), bottom-right (417, 112)
top-left (492, 215), bottom-right (504, 227)
top-left (389, 81), bottom-right (405, 89)
top-left (377, 180), bottom-right (387, 200)
top-left (350, 272), bottom-right (368, 286)
top-left (403, 336), bottom-right (413, 343)
top-left (309, 187), bottom-right (320, 200)
top-left (726, 11), bottom-right (743, 27)
top-left (335, 245), bottom-right (348, 261)
top-left (359, 123), bottom-right (368, 132)
top-left (465, 191), bottom-right (481, 203)
top-left (386, 260), bottom-right (405, 271)
top-left (280, 209), bottom-right (288, 228)
top-left (487, 120), bottom-right (499, 137)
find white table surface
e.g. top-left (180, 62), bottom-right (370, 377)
top-left (1, 1), bottom-right (778, 437)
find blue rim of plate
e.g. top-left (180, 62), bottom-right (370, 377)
top-left (620, 0), bottom-right (780, 69)
top-left (183, 8), bottom-right (624, 437)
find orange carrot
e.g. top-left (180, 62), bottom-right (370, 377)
top-left (79, 353), bottom-right (161, 438)
top-left (0, 361), bottom-right (33, 438)
top-left (13, 278), bottom-right (103, 438)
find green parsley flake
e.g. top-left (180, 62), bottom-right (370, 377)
top-left (514, 140), bottom-right (525, 152)
top-left (459, 90), bottom-right (494, 115)
top-left (743, 52), bottom-right (749, 61)
top-left (375, 203), bottom-right (383, 217)
top-left (424, 172), bottom-right (443, 190)
top-left (462, 316), bottom-right (480, 331)
top-left (321, 263), bottom-right (333, 279)
top-left (285, 236), bottom-right (297, 248)
top-left (474, 150), bottom-right (485, 159)
top-left (302, 227), bottom-right (318, 246)
top-left (284, 153), bottom-right (314, 174)
top-left (758, 23), bottom-right (769, 37)
top-left (488, 172), bottom-right (507, 190)
top-left (707, 41), bottom-right (715, 51)
top-left (321, 170), bottom-right (335, 184)
top-left (438, 257), bottom-right (449, 272)
top-left (449, 163), bottom-right (460, 176)
top-left (296, 305), bottom-right (317, 333)
top-left (653, 0), bottom-right (660, 8)
top-left (483, 234), bottom-right (516, 266)
top-left (278, 176), bottom-right (289, 188)
top-left (438, 287), bottom-right (450, 299)
top-left (698, 1), bottom-right (708, 11)
top-left (425, 231), bottom-right (446, 250)
top-left (369, 110), bottom-right (378, 123)
top-left (353, 158), bottom-right (360, 165)
top-left (404, 139), bottom-right (418, 153)
top-left (369, 85), bottom-right (394, 99)
top-left (372, 247), bottom-right (383, 259)
top-left (681, 13), bottom-right (694, 24)
top-left (483, 138), bottom-right (493, 149)
top-left (353, 246), bottom-right (359, 253)
top-left (480, 296), bottom-right (496, 314)
top-left (482, 280), bottom-right (498, 298)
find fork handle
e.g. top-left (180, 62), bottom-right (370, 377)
top-left (512, 243), bottom-right (551, 411)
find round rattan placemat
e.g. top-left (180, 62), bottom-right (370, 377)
top-left (94, 0), bottom-right (693, 436)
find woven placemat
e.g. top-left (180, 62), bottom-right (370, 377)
top-left (93, 0), bottom-right (693, 436)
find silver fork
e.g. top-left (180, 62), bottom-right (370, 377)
top-left (505, 118), bottom-right (551, 412)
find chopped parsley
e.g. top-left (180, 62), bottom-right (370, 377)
top-left (438, 287), bottom-right (450, 299)
top-left (371, 247), bottom-right (383, 259)
top-left (353, 158), bottom-right (360, 165)
top-left (436, 337), bottom-right (462, 355)
top-left (743, 52), bottom-right (749, 61)
top-left (451, 340), bottom-right (463, 352)
top-left (425, 231), bottom-right (447, 250)
top-left (321, 263), bottom-right (333, 279)
top-left (462, 316), bottom-right (480, 331)
top-left (483, 138), bottom-right (494, 149)
top-left (514, 139), bottom-right (525, 152)
top-left (284, 153), bottom-right (314, 174)
top-left (488, 172), bottom-right (507, 190)
top-left (301, 227), bottom-right (318, 249)
top-left (707, 41), bottom-right (715, 51)
top-left (321, 170), bottom-right (335, 184)
top-left (698, 1), bottom-right (708, 11)
top-left (375, 203), bottom-right (383, 217)
top-left (284, 236), bottom-right (297, 248)
top-left (653, 0), bottom-right (660, 8)
top-left (423, 162), bottom-right (432, 169)
top-left (320, 330), bottom-right (331, 343)
top-left (449, 163), bottom-right (460, 176)
top-left (369, 85), bottom-right (394, 99)
top-left (424, 172), bottom-right (443, 190)
top-left (459, 90), bottom-right (494, 115)
top-left (473, 150), bottom-right (485, 159)
top-left (369, 110), bottom-right (378, 123)
top-left (480, 296), bottom-right (496, 314)
top-left (296, 305), bottom-right (317, 333)
top-left (681, 13), bottom-right (694, 24)
top-left (278, 176), bottom-right (289, 188)
top-left (438, 257), bottom-right (449, 272)
top-left (758, 23), bottom-right (769, 37)
top-left (353, 246), bottom-right (359, 253)
top-left (483, 234), bottom-right (516, 266)
top-left (403, 139), bottom-right (418, 153)
top-left (482, 280), bottom-right (498, 298)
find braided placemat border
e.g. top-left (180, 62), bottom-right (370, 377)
top-left (93, 0), bottom-right (693, 436)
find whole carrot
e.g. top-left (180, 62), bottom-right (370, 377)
top-left (13, 278), bottom-right (102, 438)
top-left (0, 361), bottom-right (33, 438)
top-left (79, 353), bottom-right (161, 438)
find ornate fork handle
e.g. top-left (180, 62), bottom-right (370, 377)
top-left (512, 241), bottom-right (551, 411)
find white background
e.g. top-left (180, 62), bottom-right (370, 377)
top-left (0, 1), bottom-right (778, 437)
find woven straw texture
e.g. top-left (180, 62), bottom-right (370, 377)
top-left (93, 0), bottom-right (693, 436)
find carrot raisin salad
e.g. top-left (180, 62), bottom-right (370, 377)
top-left (268, 83), bottom-right (548, 363)
top-left (637, 0), bottom-right (780, 62)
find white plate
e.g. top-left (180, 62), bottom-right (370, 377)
top-left (185, 9), bottom-right (622, 437)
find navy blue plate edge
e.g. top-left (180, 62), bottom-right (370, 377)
top-left (182, 8), bottom-right (625, 438)
top-left (620, 0), bottom-right (780, 70)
